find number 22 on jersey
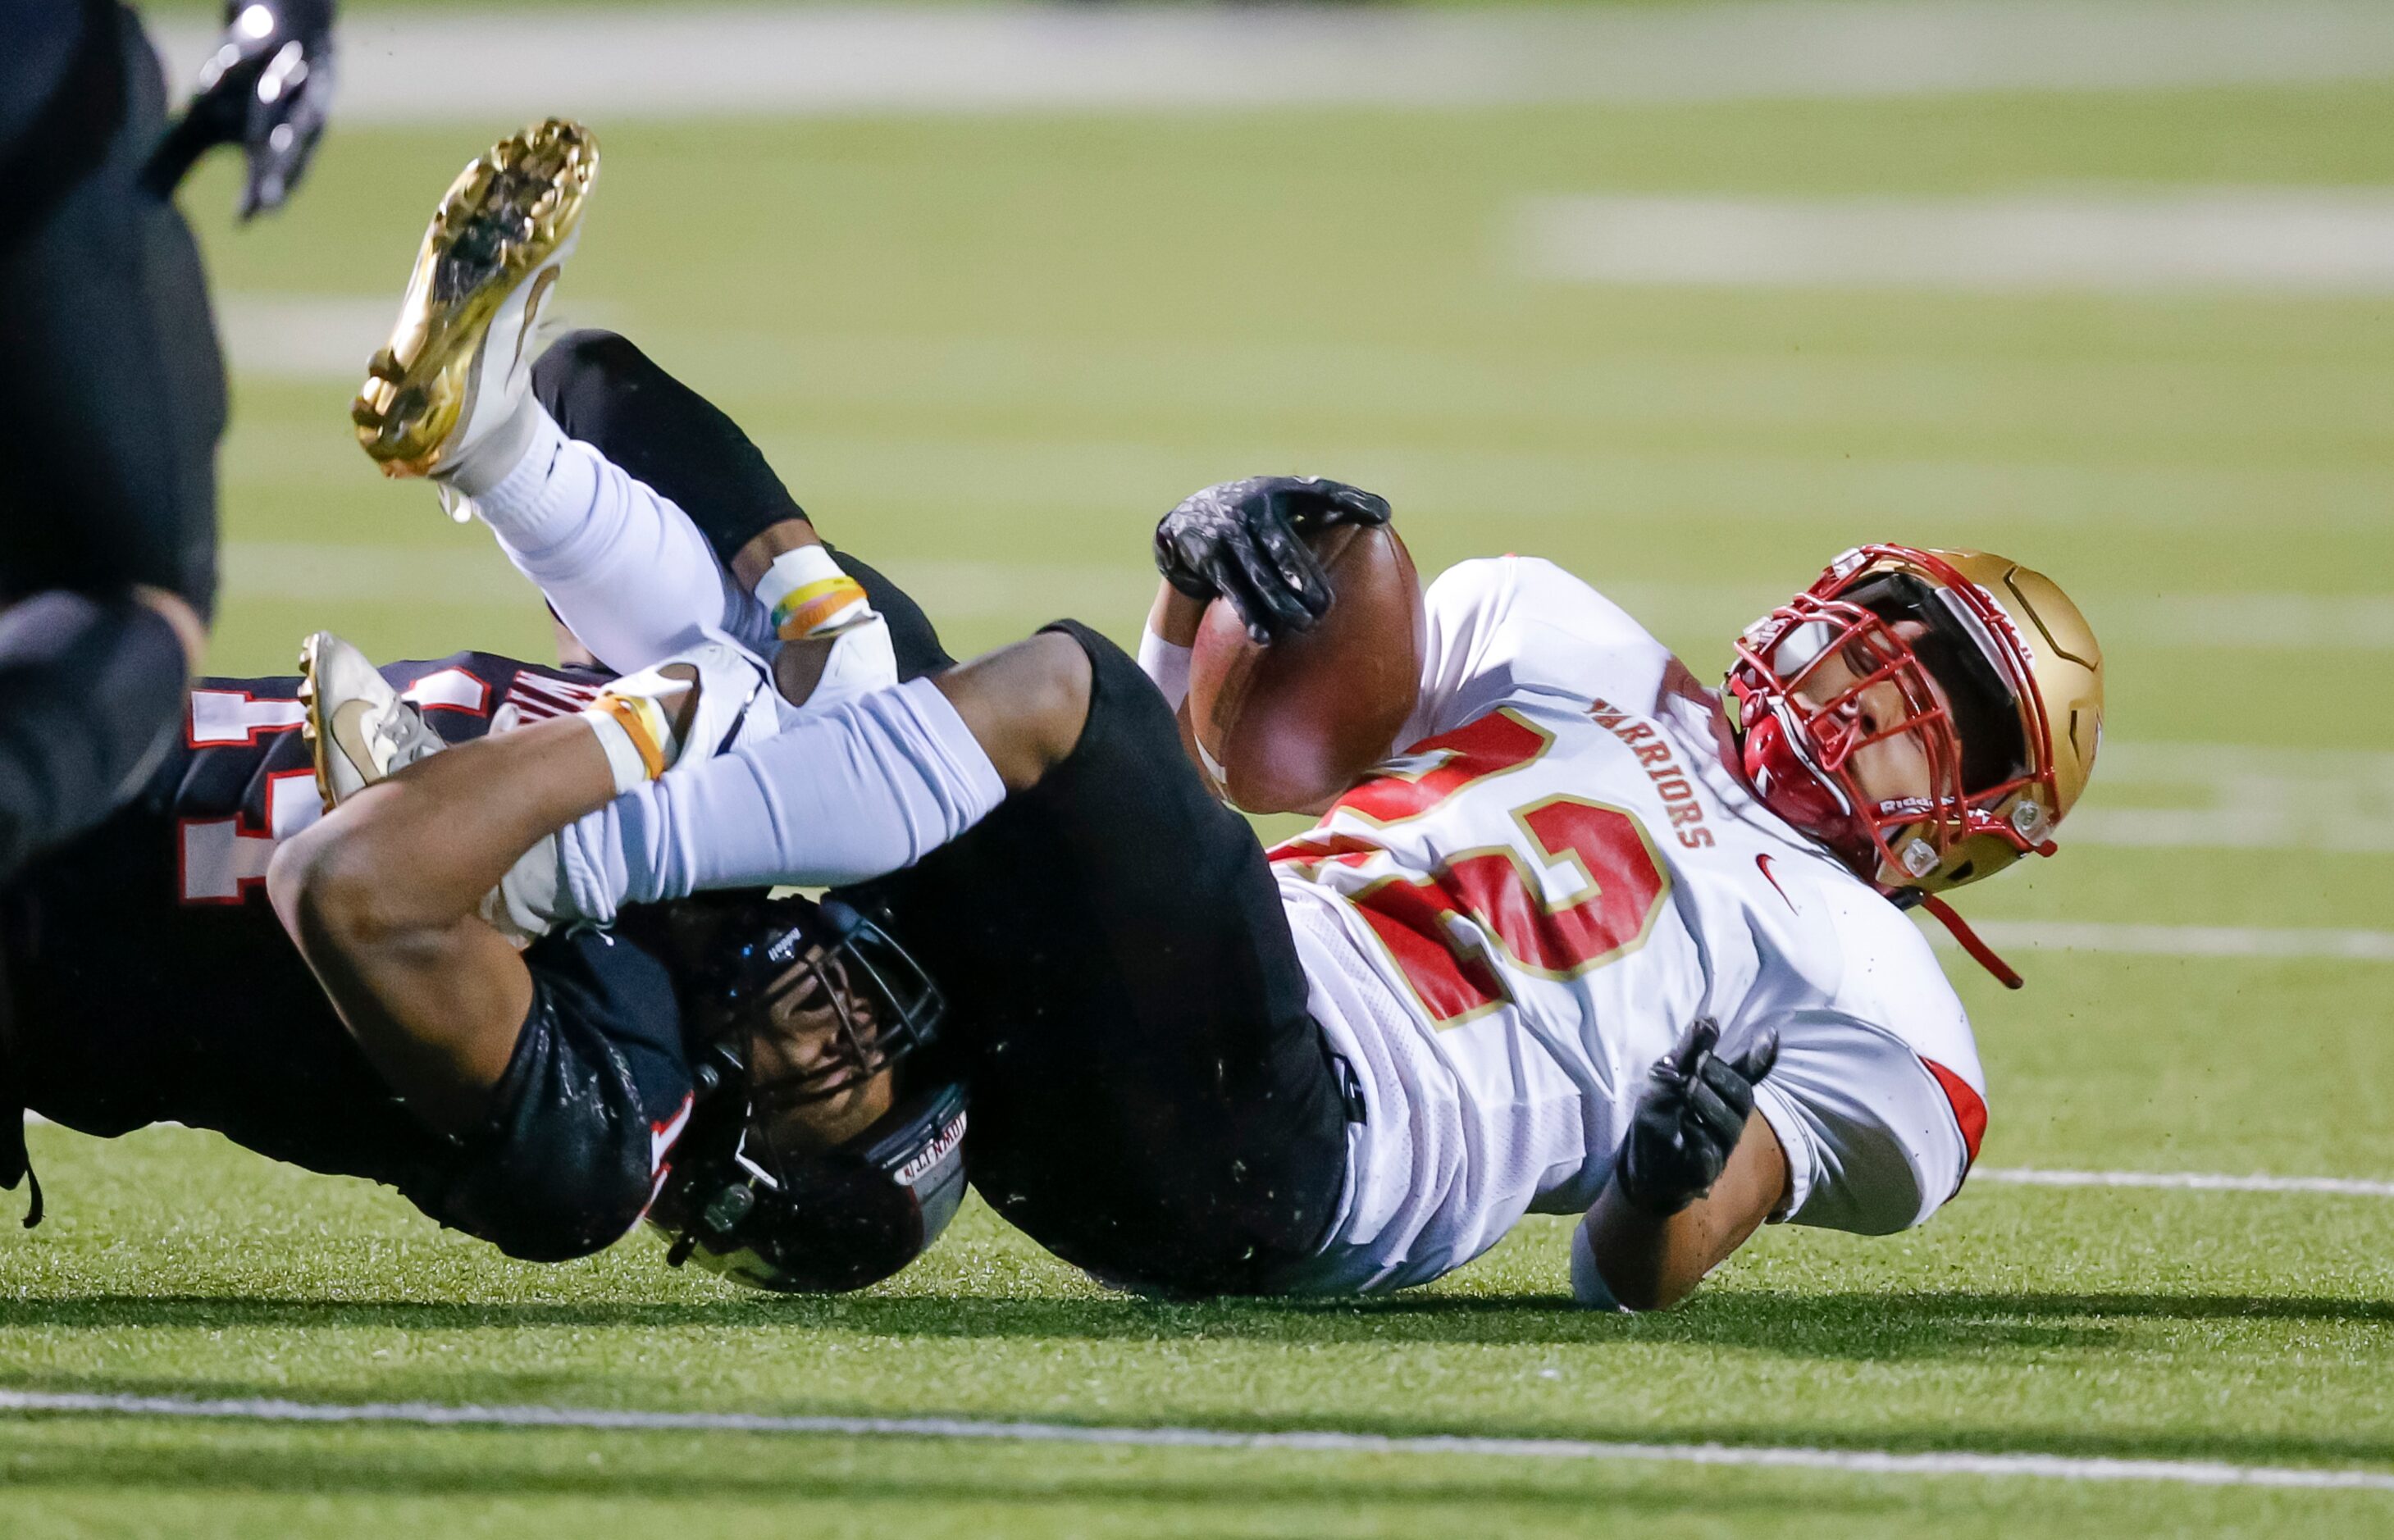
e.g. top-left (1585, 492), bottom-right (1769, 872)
top-left (1272, 709), bottom-right (1671, 1027)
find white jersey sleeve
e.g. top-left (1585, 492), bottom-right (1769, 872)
top-left (1744, 885), bottom-right (1986, 1236)
top-left (1751, 1012), bottom-right (1977, 1234)
top-left (1398, 557), bottom-right (1666, 746)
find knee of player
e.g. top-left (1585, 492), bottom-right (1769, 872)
top-left (267, 821), bottom-right (426, 951)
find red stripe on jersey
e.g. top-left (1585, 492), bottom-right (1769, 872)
top-left (1921, 1056), bottom-right (1987, 1167)
top-left (506, 676), bottom-right (600, 721)
top-left (1269, 832), bottom-right (1383, 865)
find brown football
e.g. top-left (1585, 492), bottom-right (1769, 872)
top-left (1188, 522), bottom-right (1425, 814)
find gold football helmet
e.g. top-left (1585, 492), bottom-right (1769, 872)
top-left (1727, 544), bottom-right (2105, 903)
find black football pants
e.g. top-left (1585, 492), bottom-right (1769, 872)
top-left (0, 0), bottom-right (227, 882)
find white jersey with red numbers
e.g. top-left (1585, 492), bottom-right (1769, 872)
top-left (1270, 557), bottom-right (1987, 1295)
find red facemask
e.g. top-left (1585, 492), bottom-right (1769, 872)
top-left (1727, 548), bottom-right (2052, 893)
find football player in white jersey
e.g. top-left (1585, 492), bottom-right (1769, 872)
top-left (295, 121), bottom-right (2102, 1308)
top-left (1142, 484), bottom-right (2102, 1304)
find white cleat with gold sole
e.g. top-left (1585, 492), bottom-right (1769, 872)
top-left (352, 117), bottom-right (598, 490)
top-left (298, 631), bottom-right (448, 813)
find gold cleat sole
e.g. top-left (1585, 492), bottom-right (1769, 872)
top-left (352, 118), bottom-right (598, 477)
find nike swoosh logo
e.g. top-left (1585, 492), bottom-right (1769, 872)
top-left (326, 699), bottom-right (388, 800)
top-left (1757, 853), bottom-right (1799, 914)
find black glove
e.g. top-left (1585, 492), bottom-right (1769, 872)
top-left (144, 0), bottom-right (336, 219)
top-left (1152, 475), bottom-right (1391, 645)
top-left (1612, 1019), bottom-right (1779, 1217)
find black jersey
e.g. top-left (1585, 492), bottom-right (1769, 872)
top-left (843, 624), bottom-right (1350, 1294)
top-left (523, 329), bottom-right (1352, 1292)
top-left (1, 650), bottom-right (697, 1260)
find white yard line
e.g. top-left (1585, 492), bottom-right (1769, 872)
top-left (1956, 921), bottom-right (2394, 962)
top-left (213, 297), bottom-right (621, 385)
top-left (2076, 739), bottom-right (2394, 853)
top-left (222, 539), bottom-right (531, 606)
top-left (1597, 584), bottom-right (2394, 655)
top-left (215, 414), bottom-right (2394, 538)
top-left (0, 1387), bottom-right (2387, 1492)
top-left (150, 1), bottom-right (2394, 124)
top-left (1518, 190), bottom-right (2394, 294)
top-left (212, 294), bottom-right (403, 383)
top-left (219, 544), bottom-right (2394, 653)
top-left (1976, 1168), bottom-right (2394, 1197)
top-left (21, 1114), bottom-right (2392, 1206)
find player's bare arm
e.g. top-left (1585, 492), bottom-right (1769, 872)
top-left (1577, 1024), bottom-right (1785, 1311)
top-left (267, 634), bottom-right (766, 1131)
top-left (714, 544), bottom-right (1098, 808)
top-left (1582, 1117), bottom-right (1787, 1311)
top-left (932, 636), bottom-right (1094, 793)
top-left (726, 517), bottom-right (903, 715)
top-left (267, 713), bottom-right (618, 1130)
top-left (271, 605), bottom-right (1092, 1138)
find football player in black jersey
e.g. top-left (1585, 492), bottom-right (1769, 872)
top-left (0, 0), bottom-right (334, 880)
top-left (0, 639), bottom-right (968, 1285)
top-left (294, 120), bottom-right (1352, 1297)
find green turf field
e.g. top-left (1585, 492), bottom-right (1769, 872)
top-left (5, 48), bottom-right (2392, 1537)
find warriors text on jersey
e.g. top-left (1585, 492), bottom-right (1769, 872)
top-left (1269, 558), bottom-right (1989, 1293)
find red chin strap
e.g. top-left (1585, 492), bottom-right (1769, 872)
top-left (1917, 894), bottom-right (2024, 991)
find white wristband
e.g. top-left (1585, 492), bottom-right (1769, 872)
top-left (1569, 1214), bottom-right (1631, 1312)
top-left (1137, 627), bottom-right (1193, 712)
top-left (755, 544), bottom-right (874, 640)
top-left (581, 709), bottom-right (653, 796)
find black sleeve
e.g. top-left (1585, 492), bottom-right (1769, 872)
top-left (430, 928), bottom-right (695, 1263)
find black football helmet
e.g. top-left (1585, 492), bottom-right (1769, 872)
top-left (646, 894), bottom-right (966, 1293)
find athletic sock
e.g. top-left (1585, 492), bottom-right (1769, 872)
top-left (449, 404), bottom-right (746, 677)
top-left (447, 404), bottom-right (586, 545)
top-left (435, 390), bottom-right (549, 500)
